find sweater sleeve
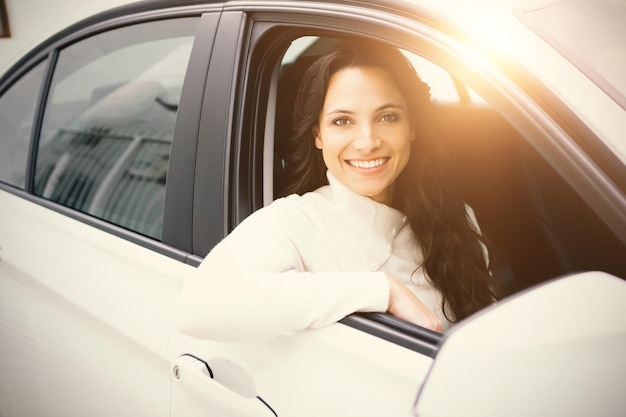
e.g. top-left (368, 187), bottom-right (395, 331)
top-left (174, 199), bottom-right (390, 342)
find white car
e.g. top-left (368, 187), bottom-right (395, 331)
top-left (0, 0), bottom-right (625, 416)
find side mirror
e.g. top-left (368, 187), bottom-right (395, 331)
top-left (414, 271), bottom-right (626, 417)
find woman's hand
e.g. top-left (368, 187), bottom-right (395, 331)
top-left (386, 275), bottom-right (443, 332)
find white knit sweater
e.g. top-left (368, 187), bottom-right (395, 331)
top-left (175, 172), bottom-right (452, 341)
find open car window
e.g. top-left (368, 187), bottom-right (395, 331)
top-left (268, 32), bottom-right (626, 307)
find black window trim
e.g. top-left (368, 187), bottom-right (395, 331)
top-left (27, 51), bottom-right (57, 195)
top-left (163, 11), bottom-right (223, 255)
top-left (341, 313), bottom-right (443, 357)
top-left (192, 10), bottom-right (247, 257)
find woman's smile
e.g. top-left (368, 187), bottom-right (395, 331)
top-left (346, 157), bottom-right (389, 169)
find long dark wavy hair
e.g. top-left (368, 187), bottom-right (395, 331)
top-left (282, 38), bottom-right (497, 322)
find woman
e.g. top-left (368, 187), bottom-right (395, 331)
top-left (175, 38), bottom-right (496, 341)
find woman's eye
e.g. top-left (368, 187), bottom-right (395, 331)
top-left (380, 113), bottom-right (398, 123)
top-left (333, 118), bottom-right (351, 126)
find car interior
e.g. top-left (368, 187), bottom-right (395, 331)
top-left (272, 36), bottom-right (626, 299)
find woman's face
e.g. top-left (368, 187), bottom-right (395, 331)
top-left (315, 66), bottom-right (414, 205)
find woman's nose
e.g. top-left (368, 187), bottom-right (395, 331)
top-left (352, 124), bottom-right (381, 151)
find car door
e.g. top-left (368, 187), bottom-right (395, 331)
top-left (0, 8), bottom-right (218, 416)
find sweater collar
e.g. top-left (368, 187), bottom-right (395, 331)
top-left (325, 171), bottom-right (409, 248)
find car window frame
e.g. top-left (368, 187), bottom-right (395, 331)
top-left (163, 10), bottom-right (222, 257)
top-left (188, 10), bottom-right (246, 261)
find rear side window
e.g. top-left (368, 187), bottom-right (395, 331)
top-left (0, 62), bottom-right (45, 188)
top-left (34, 18), bottom-right (198, 240)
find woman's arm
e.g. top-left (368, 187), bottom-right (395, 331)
top-left (174, 201), bottom-right (390, 341)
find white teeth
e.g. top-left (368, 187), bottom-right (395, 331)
top-left (348, 158), bottom-right (386, 168)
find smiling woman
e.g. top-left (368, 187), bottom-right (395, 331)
top-left (313, 66), bottom-right (413, 205)
top-left (175, 38), bottom-right (497, 342)
top-left (284, 38), bottom-right (497, 324)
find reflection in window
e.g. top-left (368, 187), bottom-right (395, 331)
top-left (35, 18), bottom-right (198, 239)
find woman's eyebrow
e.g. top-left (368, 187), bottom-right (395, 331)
top-left (324, 109), bottom-right (355, 117)
top-left (324, 103), bottom-right (405, 117)
top-left (376, 102), bottom-right (405, 112)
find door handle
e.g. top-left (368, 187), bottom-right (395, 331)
top-left (172, 355), bottom-right (277, 416)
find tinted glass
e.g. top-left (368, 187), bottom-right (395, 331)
top-left (0, 62), bottom-right (45, 188)
top-left (35, 18), bottom-right (198, 240)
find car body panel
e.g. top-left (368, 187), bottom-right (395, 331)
top-left (169, 321), bottom-right (434, 416)
top-left (0, 190), bottom-right (186, 416)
